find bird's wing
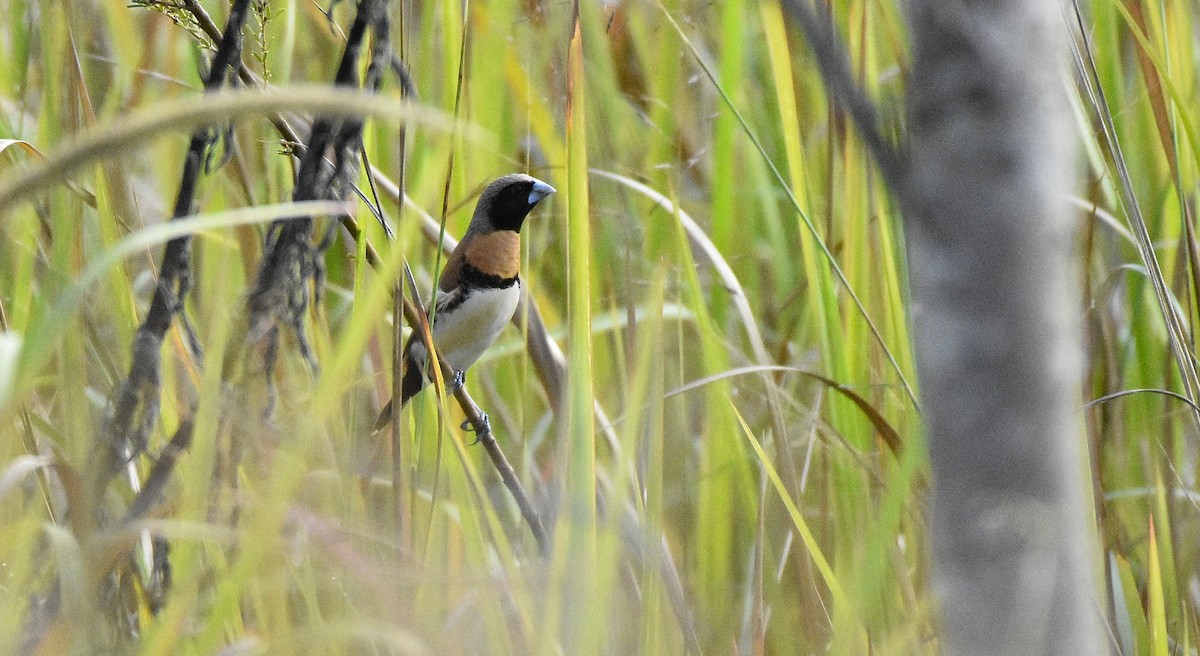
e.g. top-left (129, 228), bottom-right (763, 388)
top-left (438, 234), bottom-right (472, 292)
top-left (430, 284), bottom-right (470, 319)
top-left (403, 284), bottom-right (467, 363)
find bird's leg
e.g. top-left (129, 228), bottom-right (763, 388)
top-left (461, 413), bottom-right (491, 444)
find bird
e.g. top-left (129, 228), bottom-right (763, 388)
top-left (373, 173), bottom-right (556, 434)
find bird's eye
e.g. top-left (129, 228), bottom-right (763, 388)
top-left (509, 184), bottom-right (533, 207)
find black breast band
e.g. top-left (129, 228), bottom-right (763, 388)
top-left (460, 263), bottom-right (519, 290)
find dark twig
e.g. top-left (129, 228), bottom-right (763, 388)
top-left (777, 0), bottom-right (905, 194)
top-left (121, 419), bottom-right (196, 525)
top-left (457, 388), bottom-right (551, 555)
top-left (390, 53), bottom-right (418, 97)
top-left (246, 0), bottom-right (383, 412)
top-left (101, 0), bottom-right (252, 487)
top-left (118, 417), bottom-right (194, 610)
top-left (182, 0), bottom-right (304, 147)
top-left (64, 0), bottom-right (254, 633)
top-left (358, 1), bottom-right (393, 238)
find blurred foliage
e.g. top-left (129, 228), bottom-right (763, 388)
top-left (0, 0), bottom-right (1195, 653)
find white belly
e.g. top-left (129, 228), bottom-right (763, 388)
top-left (412, 283), bottom-right (520, 373)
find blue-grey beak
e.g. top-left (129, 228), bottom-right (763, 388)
top-left (528, 179), bottom-right (556, 206)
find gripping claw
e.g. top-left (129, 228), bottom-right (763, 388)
top-left (462, 413), bottom-right (491, 444)
top-left (450, 370), bottom-right (466, 393)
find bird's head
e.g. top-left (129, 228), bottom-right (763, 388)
top-left (471, 173), bottom-right (556, 234)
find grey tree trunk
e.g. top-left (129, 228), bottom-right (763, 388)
top-left (904, 1), bottom-right (1105, 654)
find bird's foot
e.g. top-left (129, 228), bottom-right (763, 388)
top-left (449, 369), bottom-right (467, 393)
top-left (461, 413), bottom-right (491, 444)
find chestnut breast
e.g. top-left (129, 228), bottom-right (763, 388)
top-left (440, 231), bottom-right (521, 291)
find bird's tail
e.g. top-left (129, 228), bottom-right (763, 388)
top-left (371, 352), bottom-right (427, 433)
top-left (400, 356), bottom-right (426, 403)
